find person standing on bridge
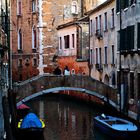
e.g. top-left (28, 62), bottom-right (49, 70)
top-left (53, 66), bottom-right (62, 75)
top-left (63, 66), bottom-right (70, 75)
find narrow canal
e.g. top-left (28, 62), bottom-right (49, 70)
top-left (26, 94), bottom-right (112, 140)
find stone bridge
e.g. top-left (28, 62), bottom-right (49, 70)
top-left (13, 74), bottom-right (118, 108)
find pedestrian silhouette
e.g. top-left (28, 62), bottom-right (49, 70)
top-left (64, 66), bottom-right (70, 75)
top-left (53, 66), bottom-right (62, 75)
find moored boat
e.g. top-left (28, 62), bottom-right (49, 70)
top-left (94, 114), bottom-right (139, 139)
top-left (17, 113), bottom-right (45, 139)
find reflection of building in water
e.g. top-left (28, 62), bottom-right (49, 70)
top-left (56, 95), bottom-right (91, 139)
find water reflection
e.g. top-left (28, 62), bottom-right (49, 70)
top-left (27, 94), bottom-right (110, 140)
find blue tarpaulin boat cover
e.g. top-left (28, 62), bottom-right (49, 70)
top-left (21, 113), bottom-right (42, 128)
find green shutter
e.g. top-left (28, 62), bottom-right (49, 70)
top-left (120, 29), bottom-right (126, 51)
top-left (116, 0), bottom-right (120, 13)
top-left (127, 25), bottom-right (134, 50)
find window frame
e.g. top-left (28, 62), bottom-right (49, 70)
top-left (104, 46), bottom-right (108, 65)
top-left (17, 0), bottom-right (22, 15)
top-left (32, 26), bottom-right (37, 49)
top-left (104, 12), bottom-right (108, 31)
top-left (71, 1), bottom-right (78, 14)
top-left (111, 8), bottom-right (115, 28)
top-left (18, 29), bottom-right (22, 50)
top-left (64, 35), bottom-right (70, 49)
top-left (32, 0), bottom-right (36, 13)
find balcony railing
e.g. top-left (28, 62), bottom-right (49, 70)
top-left (95, 63), bottom-right (103, 72)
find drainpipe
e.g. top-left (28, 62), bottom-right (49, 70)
top-left (38, 0), bottom-right (44, 75)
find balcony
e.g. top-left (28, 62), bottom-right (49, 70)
top-left (95, 63), bottom-right (103, 72)
top-left (95, 29), bottom-right (103, 40)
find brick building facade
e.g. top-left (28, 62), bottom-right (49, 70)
top-left (11, 0), bottom-right (93, 81)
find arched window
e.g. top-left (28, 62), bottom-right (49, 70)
top-left (32, 26), bottom-right (37, 49)
top-left (18, 58), bottom-right (22, 67)
top-left (32, 0), bottom-right (36, 12)
top-left (17, 0), bottom-right (22, 15)
top-left (18, 29), bottom-right (22, 50)
top-left (104, 74), bottom-right (109, 85)
top-left (71, 69), bottom-right (75, 75)
top-left (71, 1), bottom-right (78, 14)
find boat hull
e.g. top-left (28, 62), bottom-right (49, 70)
top-left (17, 127), bottom-right (44, 140)
top-left (94, 116), bottom-right (139, 139)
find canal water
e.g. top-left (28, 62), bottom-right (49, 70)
top-left (26, 94), bottom-right (112, 140)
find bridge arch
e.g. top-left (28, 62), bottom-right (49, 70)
top-left (17, 86), bottom-right (116, 108)
top-left (14, 75), bottom-right (117, 108)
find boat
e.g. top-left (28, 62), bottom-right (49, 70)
top-left (17, 113), bottom-right (45, 139)
top-left (17, 104), bottom-right (30, 121)
top-left (94, 114), bottom-right (139, 139)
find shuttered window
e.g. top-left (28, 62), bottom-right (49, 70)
top-left (116, 0), bottom-right (120, 13)
top-left (120, 29), bottom-right (126, 51)
top-left (120, 25), bottom-right (134, 51)
top-left (116, 0), bottom-right (130, 12)
top-left (127, 25), bottom-right (134, 50)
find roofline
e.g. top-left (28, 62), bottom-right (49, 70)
top-left (85, 0), bottom-right (115, 16)
top-left (57, 16), bottom-right (89, 30)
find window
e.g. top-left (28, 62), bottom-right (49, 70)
top-left (95, 48), bottom-right (98, 64)
top-left (116, 0), bottom-right (135, 12)
top-left (90, 20), bottom-right (93, 36)
top-left (18, 59), bottom-right (22, 67)
top-left (127, 25), bottom-right (134, 50)
top-left (59, 37), bottom-right (62, 49)
top-left (32, 0), bottom-right (36, 12)
top-left (120, 25), bottom-right (134, 51)
top-left (25, 58), bottom-right (30, 66)
top-left (111, 72), bottom-right (116, 86)
top-left (112, 45), bottom-right (115, 64)
top-left (17, 0), bottom-right (22, 15)
top-left (99, 48), bottom-right (102, 64)
top-left (32, 26), bottom-right (37, 49)
top-left (111, 8), bottom-right (115, 28)
top-left (99, 15), bottom-right (102, 32)
top-left (33, 58), bottom-right (37, 67)
top-left (71, 1), bottom-right (78, 14)
top-left (130, 72), bottom-right (134, 98)
top-left (1, 9), bottom-right (5, 30)
top-left (64, 35), bottom-right (70, 49)
top-left (18, 29), bottom-right (22, 50)
top-left (116, 0), bottom-right (120, 13)
top-left (95, 17), bottom-right (98, 32)
top-left (104, 46), bottom-right (107, 64)
top-left (72, 34), bottom-right (75, 48)
top-left (90, 49), bottom-right (93, 65)
top-left (130, 0), bottom-right (136, 5)
top-left (104, 12), bottom-right (107, 31)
